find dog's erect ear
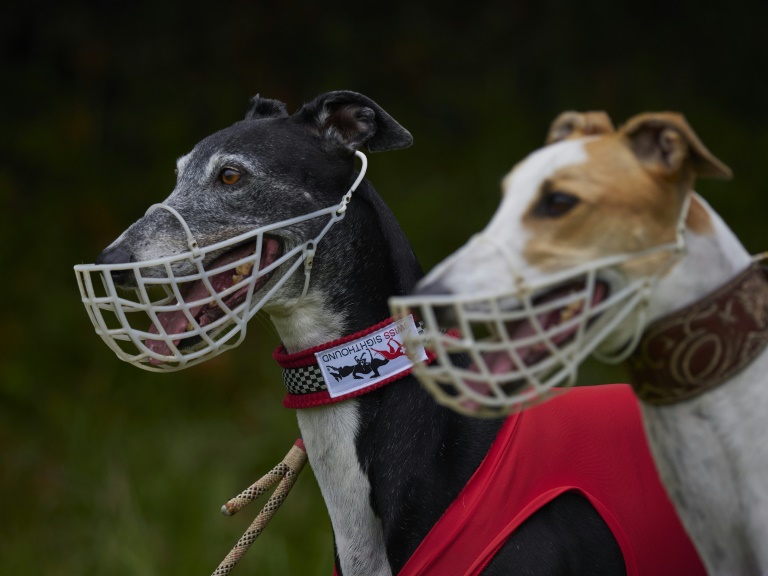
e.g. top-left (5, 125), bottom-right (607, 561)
top-left (621, 112), bottom-right (732, 180)
top-left (546, 111), bottom-right (615, 144)
top-left (245, 95), bottom-right (289, 120)
top-left (296, 91), bottom-right (413, 154)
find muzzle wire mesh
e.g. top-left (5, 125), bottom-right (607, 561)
top-left (390, 218), bottom-right (689, 417)
top-left (74, 152), bottom-right (367, 371)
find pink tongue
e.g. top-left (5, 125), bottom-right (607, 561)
top-left (145, 238), bottom-right (280, 359)
top-left (482, 317), bottom-right (540, 374)
top-left (462, 283), bottom-right (608, 408)
top-left (459, 316), bottom-right (557, 412)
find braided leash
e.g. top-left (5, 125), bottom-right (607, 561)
top-left (211, 439), bottom-right (308, 576)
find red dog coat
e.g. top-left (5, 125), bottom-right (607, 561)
top-left (327, 383), bottom-right (704, 575)
top-left (396, 384), bottom-right (705, 575)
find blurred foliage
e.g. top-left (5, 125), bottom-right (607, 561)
top-left (1, 0), bottom-right (767, 574)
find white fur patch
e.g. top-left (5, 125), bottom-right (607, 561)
top-left (638, 195), bottom-right (766, 572)
top-left (641, 352), bottom-right (768, 573)
top-left (269, 292), bottom-right (347, 354)
top-left (297, 403), bottom-right (392, 576)
top-left (271, 292), bottom-right (391, 575)
top-left (646, 194), bottom-right (752, 321)
top-left (176, 152), bottom-right (192, 176)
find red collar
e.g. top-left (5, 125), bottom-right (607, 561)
top-left (275, 316), bottom-right (436, 409)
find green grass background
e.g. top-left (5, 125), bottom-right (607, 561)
top-left (2, 0), bottom-right (768, 574)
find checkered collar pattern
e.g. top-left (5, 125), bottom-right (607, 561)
top-left (274, 317), bottom-right (431, 409)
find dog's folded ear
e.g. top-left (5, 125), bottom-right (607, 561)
top-left (621, 113), bottom-right (732, 180)
top-left (245, 95), bottom-right (289, 120)
top-left (546, 111), bottom-right (615, 144)
top-left (296, 91), bottom-right (413, 154)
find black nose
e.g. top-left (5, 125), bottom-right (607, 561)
top-left (95, 246), bottom-right (136, 286)
top-left (413, 280), bottom-right (459, 328)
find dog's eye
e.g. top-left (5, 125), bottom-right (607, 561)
top-left (534, 191), bottom-right (580, 218)
top-left (220, 167), bottom-right (242, 185)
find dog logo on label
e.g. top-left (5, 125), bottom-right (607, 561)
top-left (327, 338), bottom-right (406, 382)
top-left (316, 315), bottom-right (428, 398)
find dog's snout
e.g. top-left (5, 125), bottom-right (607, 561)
top-left (96, 246), bottom-right (136, 286)
top-left (96, 246), bottom-right (133, 265)
top-left (415, 280), bottom-right (459, 328)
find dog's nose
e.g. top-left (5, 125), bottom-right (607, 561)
top-left (413, 280), bottom-right (459, 328)
top-left (95, 246), bottom-right (136, 286)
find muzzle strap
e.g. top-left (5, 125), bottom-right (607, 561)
top-left (144, 202), bottom-right (202, 258)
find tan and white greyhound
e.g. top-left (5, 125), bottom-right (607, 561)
top-left (391, 112), bottom-right (768, 575)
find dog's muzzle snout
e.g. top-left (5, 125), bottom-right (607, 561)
top-left (95, 246), bottom-right (136, 286)
top-left (74, 151), bottom-right (370, 372)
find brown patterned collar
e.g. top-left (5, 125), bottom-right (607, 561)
top-left (627, 259), bottom-right (768, 405)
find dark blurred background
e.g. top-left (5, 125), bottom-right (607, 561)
top-left (2, 0), bottom-right (767, 574)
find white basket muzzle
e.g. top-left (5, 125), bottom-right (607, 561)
top-left (74, 152), bottom-right (367, 372)
top-left (390, 227), bottom-right (687, 417)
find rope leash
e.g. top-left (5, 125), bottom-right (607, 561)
top-left (211, 439), bottom-right (308, 576)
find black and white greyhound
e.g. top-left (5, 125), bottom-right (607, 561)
top-left (89, 91), bottom-right (665, 575)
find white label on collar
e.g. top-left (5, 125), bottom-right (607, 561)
top-left (315, 315), bottom-right (428, 398)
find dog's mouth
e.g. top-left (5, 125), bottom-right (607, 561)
top-left (458, 279), bottom-right (609, 408)
top-left (145, 236), bottom-right (282, 360)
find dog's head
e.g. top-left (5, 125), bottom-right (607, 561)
top-left (390, 111), bottom-right (731, 415)
top-left (431, 111), bottom-right (730, 294)
top-left (77, 91), bottom-right (412, 370)
top-left (99, 91), bottom-right (412, 278)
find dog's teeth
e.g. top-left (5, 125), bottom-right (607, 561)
top-left (186, 321), bottom-right (195, 332)
top-left (232, 274), bottom-right (244, 285)
top-left (235, 262), bottom-right (254, 276)
top-left (560, 301), bottom-right (583, 321)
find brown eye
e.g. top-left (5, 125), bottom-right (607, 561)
top-left (220, 167), bottom-right (241, 185)
top-left (533, 191), bottom-right (580, 218)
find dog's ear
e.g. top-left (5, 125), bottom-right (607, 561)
top-left (621, 112), bottom-right (732, 180)
top-left (296, 91), bottom-right (413, 154)
top-left (546, 111), bottom-right (615, 144)
top-left (245, 94), bottom-right (289, 120)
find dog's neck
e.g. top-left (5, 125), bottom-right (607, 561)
top-left (647, 193), bottom-right (752, 323)
top-left (271, 292), bottom-right (393, 575)
top-left (268, 232), bottom-right (394, 574)
top-left (266, 192), bottom-right (500, 576)
top-left (269, 292), bottom-right (349, 353)
top-left (623, 193), bottom-right (763, 405)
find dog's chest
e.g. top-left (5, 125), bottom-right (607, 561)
top-left (296, 402), bottom-right (392, 576)
top-left (639, 363), bottom-right (768, 573)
